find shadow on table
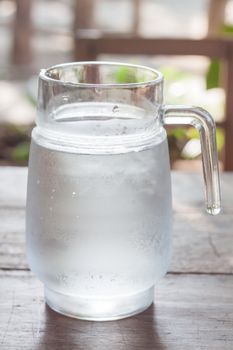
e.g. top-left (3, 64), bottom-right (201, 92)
top-left (36, 303), bottom-right (167, 350)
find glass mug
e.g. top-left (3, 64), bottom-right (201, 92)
top-left (26, 62), bottom-right (220, 321)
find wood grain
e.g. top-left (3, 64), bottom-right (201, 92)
top-left (1, 168), bottom-right (233, 349)
top-left (172, 171), bottom-right (233, 211)
top-left (0, 271), bottom-right (233, 350)
top-left (0, 169), bottom-right (232, 273)
top-left (75, 37), bottom-right (229, 59)
top-left (225, 44), bottom-right (233, 169)
top-left (0, 209), bottom-right (26, 269)
top-left (12, 0), bottom-right (32, 65)
top-left (0, 167), bottom-right (27, 209)
top-left (1, 208), bottom-right (233, 274)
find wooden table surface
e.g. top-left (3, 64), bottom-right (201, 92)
top-left (0, 167), bottom-right (233, 350)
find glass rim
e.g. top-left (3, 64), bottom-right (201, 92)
top-left (39, 61), bottom-right (163, 88)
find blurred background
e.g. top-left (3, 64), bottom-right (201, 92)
top-left (0, 0), bottom-right (233, 169)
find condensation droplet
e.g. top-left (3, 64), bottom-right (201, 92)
top-left (94, 88), bottom-right (101, 95)
top-left (52, 189), bottom-right (56, 193)
top-left (72, 191), bottom-right (76, 198)
top-left (57, 273), bottom-right (68, 284)
top-left (36, 179), bottom-right (40, 185)
top-left (122, 126), bottom-right (127, 134)
top-left (50, 195), bottom-right (54, 200)
top-left (112, 105), bottom-right (119, 113)
top-left (76, 215), bottom-right (80, 219)
top-left (49, 207), bottom-right (53, 212)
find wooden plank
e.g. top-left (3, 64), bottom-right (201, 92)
top-left (207, 0), bottom-right (227, 37)
top-left (172, 171), bottom-right (233, 210)
top-left (224, 46), bottom-right (233, 170)
top-left (172, 211), bottom-right (233, 273)
top-left (73, 0), bottom-right (96, 61)
top-left (74, 37), bottom-right (229, 59)
top-left (12, 0), bottom-right (32, 64)
top-left (74, 38), bottom-right (98, 61)
top-left (0, 169), bottom-right (232, 273)
top-left (1, 207), bottom-right (233, 274)
top-left (0, 209), bottom-right (26, 269)
top-left (0, 271), bottom-right (233, 349)
top-left (73, 0), bottom-right (94, 29)
top-left (132, 0), bottom-right (141, 34)
top-left (0, 167), bottom-right (27, 208)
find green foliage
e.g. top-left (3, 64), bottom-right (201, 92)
top-left (11, 142), bottom-right (30, 161)
top-left (0, 123), bottom-right (32, 165)
top-left (206, 59), bottom-right (220, 89)
top-left (115, 67), bottom-right (141, 84)
top-left (206, 24), bottom-right (233, 89)
top-left (186, 127), bottom-right (199, 139)
top-left (221, 24), bottom-right (233, 34)
top-left (216, 127), bottom-right (224, 152)
top-left (168, 128), bottom-right (186, 139)
top-left (167, 126), bottom-right (224, 162)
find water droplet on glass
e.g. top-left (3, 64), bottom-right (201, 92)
top-left (52, 189), bottom-right (56, 193)
top-left (50, 195), bottom-right (54, 200)
top-left (122, 126), bottom-right (127, 134)
top-left (94, 88), bottom-right (101, 95)
top-left (72, 191), bottom-right (76, 198)
top-left (76, 215), bottom-right (79, 219)
top-left (36, 179), bottom-right (40, 185)
top-left (112, 105), bottom-right (119, 113)
top-left (57, 273), bottom-right (68, 284)
top-left (49, 207), bottom-right (53, 212)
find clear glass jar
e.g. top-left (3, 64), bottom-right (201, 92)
top-left (26, 62), bottom-right (220, 320)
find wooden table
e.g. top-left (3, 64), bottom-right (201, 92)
top-left (0, 167), bottom-right (233, 349)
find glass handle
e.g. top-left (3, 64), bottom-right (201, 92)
top-left (162, 105), bottom-right (221, 215)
